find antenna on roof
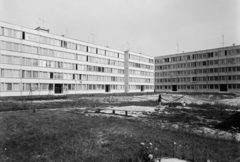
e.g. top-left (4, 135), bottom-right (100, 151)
top-left (38, 18), bottom-right (49, 29)
top-left (65, 30), bottom-right (68, 37)
top-left (177, 44), bottom-right (179, 53)
top-left (222, 35), bottom-right (225, 47)
top-left (126, 42), bottom-right (130, 51)
top-left (90, 33), bottom-right (95, 44)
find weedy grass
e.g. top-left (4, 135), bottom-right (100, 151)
top-left (0, 110), bottom-right (240, 162)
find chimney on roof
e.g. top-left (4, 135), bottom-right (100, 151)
top-left (233, 43), bottom-right (235, 46)
top-left (35, 27), bottom-right (50, 33)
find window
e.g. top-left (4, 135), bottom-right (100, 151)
top-left (55, 39), bottom-right (61, 47)
top-left (40, 71), bottom-right (49, 79)
top-left (97, 49), bottom-right (105, 55)
top-left (12, 83), bottom-right (20, 91)
top-left (77, 44), bottom-right (87, 51)
top-left (25, 33), bottom-right (39, 42)
top-left (1, 69), bottom-right (12, 77)
top-left (1, 55), bottom-right (12, 64)
top-left (12, 70), bottom-right (20, 78)
top-left (33, 59), bottom-right (38, 66)
top-left (6, 83), bottom-right (12, 91)
top-left (12, 56), bottom-right (21, 64)
top-left (61, 40), bottom-right (67, 48)
top-left (25, 58), bottom-right (32, 66)
top-left (33, 71), bottom-right (38, 78)
top-left (32, 83), bottom-right (38, 90)
top-left (25, 83), bottom-right (31, 91)
top-left (40, 83), bottom-right (48, 90)
top-left (88, 47), bottom-right (97, 54)
top-left (40, 36), bottom-right (49, 44)
top-left (22, 45), bottom-right (37, 54)
top-left (50, 72), bottom-right (54, 79)
top-left (39, 60), bottom-right (47, 67)
top-left (3, 28), bottom-right (22, 39)
top-left (67, 42), bottom-right (77, 50)
top-left (26, 71), bottom-right (32, 78)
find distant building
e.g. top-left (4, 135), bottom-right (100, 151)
top-left (0, 21), bottom-right (154, 97)
top-left (155, 45), bottom-right (240, 93)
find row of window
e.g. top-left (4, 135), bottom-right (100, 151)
top-left (156, 84), bottom-right (240, 90)
top-left (155, 66), bottom-right (240, 77)
top-left (1, 55), bottom-right (124, 74)
top-left (1, 69), bottom-right (124, 82)
top-left (1, 27), bottom-right (124, 59)
top-left (155, 75), bottom-right (240, 83)
top-left (129, 77), bottom-right (154, 83)
top-left (155, 49), bottom-right (240, 63)
top-left (129, 54), bottom-right (153, 63)
top-left (155, 58), bottom-right (240, 70)
top-left (129, 69), bottom-right (154, 77)
top-left (1, 83), bottom-right (125, 91)
top-left (1, 41), bottom-right (124, 67)
top-left (129, 85), bottom-right (154, 90)
top-left (129, 62), bottom-right (154, 70)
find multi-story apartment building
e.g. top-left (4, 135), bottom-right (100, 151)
top-left (124, 51), bottom-right (154, 93)
top-left (0, 21), bottom-right (154, 97)
top-left (155, 45), bottom-right (240, 93)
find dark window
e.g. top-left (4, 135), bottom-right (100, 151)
top-left (228, 84), bottom-right (232, 89)
top-left (233, 84), bottom-right (236, 89)
top-left (22, 32), bottom-right (25, 39)
top-left (50, 72), bottom-right (54, 79)
top-left (68, 84), bottom-right (71, 90)
top-left (228, 67), bottom-right (231, 72)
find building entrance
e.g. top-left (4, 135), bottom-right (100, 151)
top-left (220, 84), bottom-right (228, 91)
top-left (172, 85), bottom-right (177, 91)
top-left (141, 85), bottom-right (144, 92)
top-left (55, 84), bottom-right (63, 94)
top-left (105, 85), bottom-right (110, 92)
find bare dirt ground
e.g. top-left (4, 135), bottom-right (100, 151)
top-left (71, 93), bottom-right (240, 106)
top-left (60, 93), bottom-right (240, 142)
top-left (30, 92), bottom-right (240, 106)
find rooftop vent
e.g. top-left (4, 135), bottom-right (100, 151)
top-left (35, 27), bottom-right (50, 33)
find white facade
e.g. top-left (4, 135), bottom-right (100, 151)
top-left (0, 21), bottom-right (154, 97)
top-left (0, 21), bottom-right (127, 96)
top-left (125, 51), bottom-right (154, 93)
top-left (155, 45), bottom-right (240, 93)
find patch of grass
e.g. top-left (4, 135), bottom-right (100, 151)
top-left (0, 110), bottom-right (240, 162)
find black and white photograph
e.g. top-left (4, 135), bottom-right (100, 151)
top-left (0, 0), bottom-right (240, 161)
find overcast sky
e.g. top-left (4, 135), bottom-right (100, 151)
top-left (1, 0), bottom-right (239, 56)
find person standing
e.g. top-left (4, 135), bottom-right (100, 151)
top-left (158, 94), bottom-right (162, 106)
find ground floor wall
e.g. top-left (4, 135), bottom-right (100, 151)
top-left (0, 81), bottom-right (126, 97)
top-left (0, 81), bottom-right (155, 97)
top-left (155, 83), bottom-right (240, 93)
top-left (128, 83), bottom-right (154, 93)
